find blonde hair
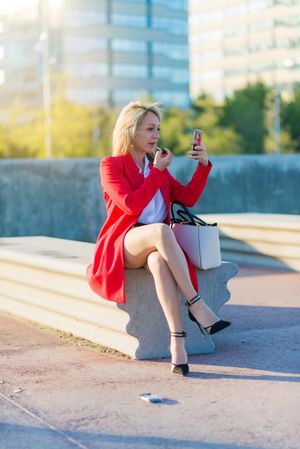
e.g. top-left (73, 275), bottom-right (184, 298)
top-left (112, 101), bottom-right (162, 156)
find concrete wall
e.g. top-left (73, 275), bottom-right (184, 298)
top-left (0, 154), bottom-right (299, 242)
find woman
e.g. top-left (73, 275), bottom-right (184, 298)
top-left (87, 101), bottom-right (230, 376)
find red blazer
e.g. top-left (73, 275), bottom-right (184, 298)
top-left (86, 153), bottom-right (212, 303)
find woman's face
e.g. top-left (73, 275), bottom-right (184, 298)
top-left (134, 111), bottom-right (160, 154)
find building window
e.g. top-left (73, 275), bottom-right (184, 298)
top-left (112, 89), bottom-right (148, 104)
top-left (112, 64), bottom-right (148, 78)
top-left (111, 14), bottom-right (147, 27)
top-left (152, 0), bottom-right (188, 11)
top-left (192, 70), bottom-right (223, 82)
top-left (0, 46), bottom-right (4, 60)
top-left (224, 46), bottom-right (247, 57)
top-left (191, 29), bottom-right (223, 44)
top-left (64, 11), bottom-right (106, 27)
top-left (249, 0), bottom-right (273, 11)
top-left (224, 26), bottom-right (247, 38)
top-left (248, 41), bottom-right (273, 52)
top-left (249, 20), bottom-right (273, 32)
top-left (249, 62), bottom-right (274, 73)
top-left (5, 43), bottom-right (34, 68)
top-left (225, 68), bottom-right (247, 77)
top-left (152, 17), bottom-right (187, 35)
top-left (152, 42), bottom-right (188, 60)
top-left (153, 66), bottom-right (189, 84)
top-left (64, 37), bottom-right (107, 53)
top-left (189, 10), bottom-right (222, 25)
top-left (276, 16), bottom-right (300, 26)
top-left (224, 4), bottom-right (247, 17)
top-left (152, 90), bottom-right (189, 107)
top-left (198, 50), bottom-right (223, 62)
top-left (66, 63), bottom-right (108, 79)
top-left (111, 39), bottom-right (147, 52)
top-left (275, 0), bottom-right (300, 4)
top-left (67, 88), bottom-right (108, 105)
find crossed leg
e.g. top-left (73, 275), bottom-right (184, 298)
top-left (124, 223), bottom-right (219, 364)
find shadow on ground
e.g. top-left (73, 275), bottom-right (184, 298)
top-left (185, 302), bottom-right (300, 380)
top-left (0, 422), bottom-right (274, 449)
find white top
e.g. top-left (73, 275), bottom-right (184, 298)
top-left (137, 157), bottom-right (168, 224)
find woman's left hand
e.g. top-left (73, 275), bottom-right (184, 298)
top-left (187, 143), bottom-right (209, 167)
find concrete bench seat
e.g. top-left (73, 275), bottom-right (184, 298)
top-left (0, 236), bottom-right (238, 359)
top-left (200, 213), bottom-right (300, 272)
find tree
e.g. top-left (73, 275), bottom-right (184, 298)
top-left (0, 100), bottom-right (43, 158)
top-left (281, 83), bottom-right (300, 153)
top-left (159, 96), bottom-right (242, 156)
top-left (191, 95), bottom-right (242, 155)
top-left (264, 88), bottom-right (295, 154)
top-left (0, 97), bottom-right (96, 158)
top-left (50, 95), bottom-right (95, 158)
top-left (220, 81), bottom-right (269, 153)
top-left (97, 107), bottom-right (118, 156)
top-left (159, 106), bottom-right (193, 154)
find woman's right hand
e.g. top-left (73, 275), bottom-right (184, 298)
top-left (153, 148), bottom-right (172, 171)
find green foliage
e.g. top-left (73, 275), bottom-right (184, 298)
top-left (97, 107), bottom-right (118, 155)
top-left (220, 81), bottom-right (270, 153)
top-left (264, 130), bottom-right (296, 154)
top-left (281, 83), bottom-right (300, 153)
top-left (0, 97), bottom-right (96, 158)
top-left (191, 95), bottom-right (243, 155)
top-left (51, 96), bottom-right (94, 158)
top-left (159, 107), bottom-right (193, 154)
top-left (1, 81), bottom-right (300, 158)
top-left (0, 100), bottom-right (43, 158)
top-left (160, 96), bottom-right (242, 155)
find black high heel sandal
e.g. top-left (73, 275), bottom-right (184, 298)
top-left (186, 295), bottom-right (231, 335)
top-left (170, 331), bottom-right (189, 377)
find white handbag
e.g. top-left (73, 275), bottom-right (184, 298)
top-left (170, 202), bottom-right (221, 270)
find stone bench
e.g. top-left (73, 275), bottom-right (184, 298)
top-left (0, 236), bottom-right (238, 359)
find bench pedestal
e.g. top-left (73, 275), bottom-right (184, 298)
top-left (0, 236), bottom-right (238, 359)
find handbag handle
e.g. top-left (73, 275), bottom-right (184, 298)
top-left (170, 201), bottom-right (217, 227)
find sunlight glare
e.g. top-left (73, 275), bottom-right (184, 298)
top-left (0, 0), bottom-right (37, 14)
top-left (0, 0), bottom-right (63, 14)
top-left (49, 0), bottom-right (63, 8)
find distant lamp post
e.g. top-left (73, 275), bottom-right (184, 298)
top-left (39, 0), bottom-right (63, 158)
top-left (274, 58), bottom-right (296, 155)
top-left (274, 85), bottom-right (281, 155)
top-left (40, 0), bottom-right (52, 158)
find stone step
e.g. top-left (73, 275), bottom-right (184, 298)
top-left (200, 213), bottom-right (300, 271)
top-left (0, 236), bottom-right (237, 359)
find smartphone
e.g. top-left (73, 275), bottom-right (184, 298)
top-left (192, 129), bottom-right (202, 150)
top-left (155, 146), bottom-right (168, 155)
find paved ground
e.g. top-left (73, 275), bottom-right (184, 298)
top-left (1, 266), bottom-right (299, 449)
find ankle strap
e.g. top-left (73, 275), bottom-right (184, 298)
top-left (185, 294), bottom-right (201, 306)
top-left (170, 331), bottom-right (187, 338)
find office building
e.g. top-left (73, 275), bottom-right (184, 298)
top-left (189, 0), bottom-right (300, 101)
top-left (0, 0), bottom-right (189, 109)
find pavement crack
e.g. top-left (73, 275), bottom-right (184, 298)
top-left (0, 392), bottom-right (90, 449)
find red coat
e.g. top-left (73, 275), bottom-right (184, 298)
top-left (86, 153), bottom-right (212, 303)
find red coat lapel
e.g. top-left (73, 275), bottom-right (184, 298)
top-left (124, 153), bottom-right (144, 189)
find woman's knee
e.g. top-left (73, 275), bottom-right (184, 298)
top-left (147, 251), bottom-right (168, 273)
top-left (153, 223), bottom-right (175, 244)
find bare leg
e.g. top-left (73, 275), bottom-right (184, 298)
top-left (124, 223), bottom-right (219, 329)
top-left (146, 251), bottom-right (187, 365)
top-left (124, 223), bottom-right (196, 298)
